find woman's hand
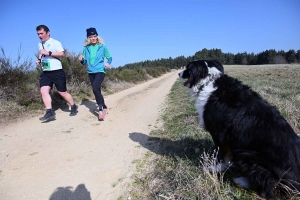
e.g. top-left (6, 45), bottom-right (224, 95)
top-left (78, 55), bottom-right (84, 61)
top-left (105, 63), bottom-right (110, 68)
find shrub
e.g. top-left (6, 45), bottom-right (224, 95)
top-left (0, 47), bottom-right (40, 105)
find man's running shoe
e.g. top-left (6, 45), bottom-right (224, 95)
top-left (99, 108), bottom-right (108, 120)
top-left (70, 104), bottom-right (78, 116)
top-left (39, 111), bottom-right (56, 122)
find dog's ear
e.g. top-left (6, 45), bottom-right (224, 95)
top-left (206, 60), bottom-right (224, 74)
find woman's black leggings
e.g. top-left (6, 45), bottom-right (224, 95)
top-left (89, 72), bottom-right (106, 109)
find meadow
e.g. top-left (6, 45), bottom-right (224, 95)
top-left (121, 64), bottom-right (300, 200)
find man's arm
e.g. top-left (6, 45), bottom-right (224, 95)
top-left (49, 51), bottom-right (64, 58)
top-left (39, 49), bottom-right (64, 58)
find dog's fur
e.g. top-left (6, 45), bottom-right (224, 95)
top-left (179, 60), bottom-right (300, 198)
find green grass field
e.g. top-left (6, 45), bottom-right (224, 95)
top-left (120, 64), bottom-right (300, 200)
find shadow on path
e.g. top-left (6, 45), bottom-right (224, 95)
top-left (49, 184), bottom-right (91, 200)
top-left (81, 99), bottom-right (98, 117)
top-left (129, 132), bottom-right (214, 161)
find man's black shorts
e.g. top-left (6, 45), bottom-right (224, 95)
top-left (39, 69), bottom-right (67, 92)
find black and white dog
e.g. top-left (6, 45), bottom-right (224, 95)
top-left (178, 60), bottom-right (300, 198)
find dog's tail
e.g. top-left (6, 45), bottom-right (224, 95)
top-left (234, 150), bottom-right (300, 198)
top-left (234, 151), bottom-right (280, 198)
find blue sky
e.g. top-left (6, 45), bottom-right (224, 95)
top-left (1, 0), bottom-right (299, 67)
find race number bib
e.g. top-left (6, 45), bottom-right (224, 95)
top-left (42, 61), bottom-right (50, 70)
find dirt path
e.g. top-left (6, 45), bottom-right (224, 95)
top-left (0, 70), bottom-right (179, 200)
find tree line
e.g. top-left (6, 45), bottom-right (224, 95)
top-left (121, 48), bottom-right (300, 69)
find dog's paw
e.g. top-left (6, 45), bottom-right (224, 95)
top-left (233, 176), bottom-right (250, 189)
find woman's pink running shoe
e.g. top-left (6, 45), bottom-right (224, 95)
top-left (99, 108), bottom-right (108, 120)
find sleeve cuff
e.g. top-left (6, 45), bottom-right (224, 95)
top-left (107, 57), bottom-right (112, 64)
top-left (80, 60), bottom-right (87, 65)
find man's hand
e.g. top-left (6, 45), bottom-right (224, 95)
top-left (39, 49), bottom-right (49, 56)
top-left (36, 59), bottom-right (41, 67)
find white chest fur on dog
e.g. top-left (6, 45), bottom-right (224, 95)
top-left (185, 66), bottom-right (221, 127)
top-left (180, 65), bottom-right (221, 127)
top-left (191, 80), bottom-right (217, 126)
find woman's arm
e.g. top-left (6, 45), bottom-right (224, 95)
top-left (104, 46), bottom-right (112, 68)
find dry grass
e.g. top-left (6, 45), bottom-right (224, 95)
top-left (225, 64), bottom-right (300, 133)
top-left (121, 64), bottom-right (300, 200)
top-left (104, 79), bottom-right (135, 94)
